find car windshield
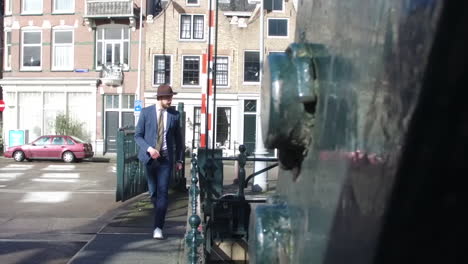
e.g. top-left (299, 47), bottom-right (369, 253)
top-left (70, 136), bottom-right (86, 143)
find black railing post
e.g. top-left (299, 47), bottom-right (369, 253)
top-left (237, 145), bottom-right (247, 199)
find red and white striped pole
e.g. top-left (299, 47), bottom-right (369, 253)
top-left (201, 0), bottom-right (216, 149)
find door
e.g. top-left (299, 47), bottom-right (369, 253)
top-left (50, 136), bottom-right (67, 159)
top-left (243, 115), bottom-right (256, 155)
top-left (105, 111), bottom-right (119, 153)
top-left (30, 136), bottom-right (52, 158)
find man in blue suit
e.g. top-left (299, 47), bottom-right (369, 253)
top-left (135, 84), bottom-right (184, 239)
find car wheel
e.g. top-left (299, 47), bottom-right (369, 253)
top-left (62, 151), bottom-right (75, 163)
top-left (13, 151), bottom-right (25, 162)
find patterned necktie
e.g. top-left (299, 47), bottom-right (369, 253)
top-left (155, 109), bottom-right (164, 151)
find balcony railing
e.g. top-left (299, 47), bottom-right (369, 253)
top-left (99, 64), bottom-right (123, 86)
top-left (85, 0), bottom-right (136, 18)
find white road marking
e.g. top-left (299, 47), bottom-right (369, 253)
top-left (0, 172), bottom-right (24, 181)
top-left (41, 165), bottom-right (76, 171)
top-left (40, 173), bottom-right (80, 179)
top-left (31, 178), bottom-right (78, 183)
top-left (20, 192), bottom-right (70, 203)
top-left (1, 189), bottom-right (114, 194)
top-left (0, 173), bottom-right (23, 179)
top-left (0, 164), bottom-right (34, 171)
top-left (0, 185), bottom-right (6, 188)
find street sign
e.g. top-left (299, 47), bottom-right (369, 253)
top-left (0, 100), bottom-right (5, 112)
top-left (134, 100), bottom-right (142, 112)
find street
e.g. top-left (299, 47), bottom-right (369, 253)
top-left (0, 157), bottom-right (119, 264)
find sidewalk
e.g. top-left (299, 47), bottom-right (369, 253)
top-left (67, 158), bottom-right (278, 264)
top-left (67, 190), bottom-right (188, 264)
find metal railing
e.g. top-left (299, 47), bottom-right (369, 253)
top-left (186, 145), bottom-right (279, 263)
top-left (116, 127), bottom-right (147, 202)
top-left (85, 0), bottom-right (135, 17)
top-left (214, 145), bottom-right (278, 199)
top-left (186, 154), bottom-right (204, 264)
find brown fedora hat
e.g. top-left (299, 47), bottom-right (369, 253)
top-left (157, 84), bottom-right (178, 97)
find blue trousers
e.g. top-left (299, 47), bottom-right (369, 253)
top-left (145, 156), bottom-right (172, 229)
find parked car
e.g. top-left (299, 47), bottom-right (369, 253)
top-left (3, 135), bottom-right (94, 163)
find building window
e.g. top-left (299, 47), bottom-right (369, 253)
top-left (182, 56), bottom-right (200, 86)
top-left (105, 95), bottom-right (119, 109)
top-left (21, 31), bottom-right (42, 70)
top-left (193, 107), bottom-right (201, 149)
top-left (52, 30), bottom-right (74, 70)
top-left (215, 56), bottom-right (229, 87)
top-left (22, 0), bottom-right (43, 14)
top-left (186, 0), bottom-right (199, 5)
top-left (216, 107), bottom-right (231, 148)
top-left (4, 31), bottom-right (12, 70)
top-left (5, 0), bottom-right (12, 15)
top-left (272, 0), bottom-right (283, 11)
top-left (180, 14), bottom-right (204, 40)
top-left (122, 94), bottom-right (135, 109)
top-left (96, 27), bottom-right (130, 70)
top-left (268, 19), bottom-right (288, 37)
top-left (153, 55), bottom-right (171, 86)
top-left (53, 0), bottom-right (74, 13)
top-left (44, 92), bottom-right (66, 135)
top-left (244, 51), bottom-right (260, 82)
top-left (244, 100), bottom-right (257, 113)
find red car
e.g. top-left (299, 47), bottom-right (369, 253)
top-left (4, 135), bottom-right (94, 163)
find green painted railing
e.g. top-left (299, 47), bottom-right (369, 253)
top-left (116, 127), bottom-right (147, 202)
top-left (186, 154), bottom-right (204, 263)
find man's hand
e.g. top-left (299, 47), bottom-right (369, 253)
top-left (148, 147), bottom-right (161, 159)
top-left (175, 162), bottom-right (183, 171)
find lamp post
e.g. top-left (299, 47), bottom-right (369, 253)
top-left (135, 0), bottom-right (144, 125)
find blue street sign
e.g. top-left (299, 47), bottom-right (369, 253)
top-left (134, 100), bottom-right (142, 112)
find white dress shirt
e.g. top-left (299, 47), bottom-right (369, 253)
top-left (156, 105), bottom-right (168, 151)
top-left (147, 105), bottom-right (168, 153)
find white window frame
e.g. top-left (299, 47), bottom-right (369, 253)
top-left (181, 55), bottom-right (202, 88)
top-left (22, 0), bottom-right (43, 15)
top-left (243, 50), bottom-right (260, 84)
top-left (5, 0), bottom-right (13, 15)
top-left (214, 56), bottom-right (230, 88)
top-left (21, 29), bottom-right (42, 71)
top-left (152, 54), bottom-right (172, 87)
top-left (4, 30), bottom-right (12, 71)
top-left (52, 28), bottom-right (74, 71)
top-left (95, 26), bottom-right (130, 70)
top-left (53, 0), bottom-right (75, 14)
top-left (272, 0), bottom-right (284, 12)
top-left (186, 0), bottom-right (200, 6)
top-left (267, 18), bottom-right (289, 38)
top-left (179, 14), bottom-right (206, 41)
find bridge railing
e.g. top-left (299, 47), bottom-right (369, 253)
top-left (186, 154), bottom-right (204, 264)
top-left (185, 145), bottom-right (278, 263)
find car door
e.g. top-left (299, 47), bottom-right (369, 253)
top-left (29, 136), bottom-right (52, 158)
top-left (50, 136), bottom-right (67, 159)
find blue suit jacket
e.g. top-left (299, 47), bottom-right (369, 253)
top-left (134, 105), bottom-right (184, 165)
